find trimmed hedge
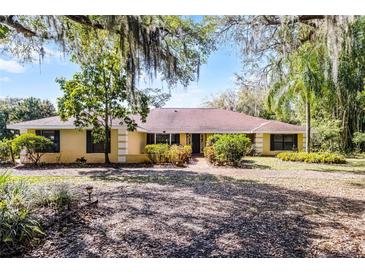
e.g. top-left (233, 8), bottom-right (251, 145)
top-left (144, 144), bottom-right (169, 163)
top-left (144, 144), bottom-right (192, 166)
top-left (276, 152), bottom-right (346, 164)
top-left (169, 145), bottom-right (192, 166)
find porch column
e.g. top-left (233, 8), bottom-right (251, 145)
top-left (254, 133), bottom-right (264, 155)
top-left (117, 129), bottom-right (128, 163)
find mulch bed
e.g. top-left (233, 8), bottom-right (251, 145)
top-left (20, 169), bottom-right (365, 258)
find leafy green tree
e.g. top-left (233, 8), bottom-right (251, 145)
top-left (57, 36), bottom-right (169, 163)
top-left (214, 15), bottom-right (365, 152)
top-left (0, 97), bottom-right (56, 139)
top-left (353, 132), bottom-right (365, 152)
top-left (12, 133), bottom-right (53, 165)
top-left (311, 119), bottom-right (342, 152)
top-left (204, 88), bottom-right (272, 118)
top-left (268, 43), bottom-right (328, 152)
top-left (0, 16), bottom-right (215, 91)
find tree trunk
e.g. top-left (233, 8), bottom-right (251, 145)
top-left (9, 143), bottom-right (15, 165)
top-left (305, 95), bottom-right (311, 153)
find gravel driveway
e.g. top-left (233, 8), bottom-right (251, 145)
top-left (15, 159), bottom-right (365, 258)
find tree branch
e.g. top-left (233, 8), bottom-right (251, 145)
top-left (0, 15), bottom-right (37, 37)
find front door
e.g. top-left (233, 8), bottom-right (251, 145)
top-left (192, 134), bottom-right (201, 154)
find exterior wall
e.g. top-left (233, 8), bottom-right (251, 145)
top-left (126, 131), bottom-right (149, 163)
top-left (262, 133), bottom-right (305, 156)
top-left (20, 129), bottom-right (306, 163)
top-left (24, 129), bottom-right (118, 163)
top-left (180, 133), bottom-right (187, 145)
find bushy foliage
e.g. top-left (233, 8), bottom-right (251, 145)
top-left (12, 134), bottom-right (53, 165)
top-left (0, 172), bottom-right (43, 256)
top-left (277, 152), bottom-right (346, 164)
top-left (0, 97), bottom-right (56, 140)
top-left (203, 145), bottom-right (216, 164)
top-left (0, 172), bottom-right (72, 256)
top-left (204, 134), bottom-right (252, 166)
top-left (353, 132), bottom-right (365, 152)
top-left (0, 139), bottom-right (15, 164)
top-left (145, 144), bottom-right (192, 166)
top-left (34, 185), bottom-right (72, 211)
top-left (311, 119), bottom-right (342, 152)
top-left (168, 145), bottom-right (192, 166)
top-left (144, 144), bottom-right (169, 164)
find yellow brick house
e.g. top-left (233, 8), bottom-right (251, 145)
top-left (8, 108), bottom-right (305, 164)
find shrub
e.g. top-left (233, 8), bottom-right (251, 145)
top-left (203, 145), bottom-right (216, 164)
top-left (311, 118), bottom-right (342, 152)
top-left (12, 133), bottom-right (53, 165)
top-left (168, 145), bottom-right (192, 166)
top-left (0, 172), bottom-right (44, 256)
top-left (34, 185), bottom-right (72, 211)
top-left (0, 172), bottom-right (72, 256)
top-left (276, 152), bottom-right (346, 164)
top-left (213, 134), bottom-right (251, 166)
top-left (144, 144), bottom-right (169, 163)
top-left (0, 139), bottom-right (15, 164)
top-left (204, 134), bottom-right (252, 166)
top-left (75, 157), bottom-right (87, 165)
top-left (353, 131), bottom-right (365, 152)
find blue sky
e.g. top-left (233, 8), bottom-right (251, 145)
top-left (0, 43), bottom-right (241, 108)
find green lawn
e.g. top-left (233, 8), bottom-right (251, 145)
top-left (243, 156), bottom-right (365, 173)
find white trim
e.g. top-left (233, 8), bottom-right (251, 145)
top-left (118, 135), bottom-right (128, 142)
top-left (118, 143), bottom-right (127, 149)
top-left (118, 149), bottom-right (127, 155)
top-left (118, 156), bottom-right (126, 163)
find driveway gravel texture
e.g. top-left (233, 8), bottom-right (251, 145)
top-left (2, 158), bottom-right (365, 258)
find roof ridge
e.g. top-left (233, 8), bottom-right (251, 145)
top-left (250, 121), bottom-right (272, 133)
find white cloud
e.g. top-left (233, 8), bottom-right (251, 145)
top-left (0, 59), bottom-right (25, 73)
top-left (0, 76), bottom-right (10, 82)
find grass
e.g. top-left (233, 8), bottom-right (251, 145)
top-left (243, 156), bottom-right (365, 173)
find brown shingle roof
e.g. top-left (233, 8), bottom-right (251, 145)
top-left (131, 108), bottom-right (304, 133)
top-left (8, 108), bottom-right (305, 133)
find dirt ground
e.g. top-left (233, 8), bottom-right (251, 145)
top-left (6, 157), bottom-right (363, 258)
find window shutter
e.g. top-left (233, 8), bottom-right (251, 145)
top-left (294, 134), bottom-right (298, 150)
top-left (270, 134), bottom-right (274, 151)
top-left (54, 130), bottom-right (60, 152)
top-left (86, 130), bottom-right (93, 153)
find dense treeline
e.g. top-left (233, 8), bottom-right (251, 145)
top-left (206, 16), bottom-right (365, 153)
top-left (0, 97), bottom-right (56, 139)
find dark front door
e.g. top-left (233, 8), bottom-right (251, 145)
top-left (192, 134), bottom-right (200, 154)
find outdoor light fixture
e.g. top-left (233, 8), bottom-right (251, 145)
top-left (85, 186), bottom-right (93, 202)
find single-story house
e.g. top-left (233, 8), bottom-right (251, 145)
top-left (8, 108), bottom-right (306, 164)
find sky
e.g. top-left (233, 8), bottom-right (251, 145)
top-left (0, 43), bottom-right (242, 109)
